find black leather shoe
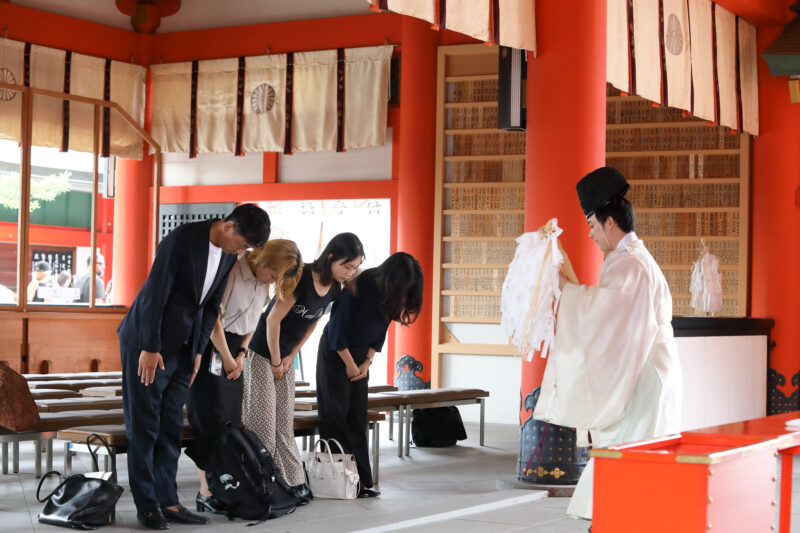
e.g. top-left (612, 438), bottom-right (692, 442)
top-left (195, 492), bottom-right (228, 514)
top-left (137, 508), bottom-right (169, 530)
top-left (357, 487), bottom-right (381, 498)
top-left (161, 504), bottom-right (209, 524)
top-left (292, 483), bottom-right (313, 505)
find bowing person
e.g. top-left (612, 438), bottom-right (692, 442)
top-left (187, 239), bottom-right (302, 514)
top-left (243, 232), bottom-right (365, 503)
top-left (317, 252), bottom-right (423, 498)
top-left (117, 204), bottom-right (270, 530)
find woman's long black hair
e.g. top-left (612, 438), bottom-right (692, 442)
top-left (359, 252), bottom-right (423, 326)
top-left (310, 232), bottom-right (365, 286)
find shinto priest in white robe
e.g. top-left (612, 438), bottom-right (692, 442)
top-left (532, 231), bottom-right (682, 519)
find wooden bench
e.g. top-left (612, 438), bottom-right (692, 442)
top-left (27, 379), bottom-right (123, 392)
top-left (36, 397), bottom-right (123, 413)
top-left (382, 388), bottom-right (489, 456)
top-left (294, 388), bottom-right (489, 457)
top-left (24, 371), bottom-right (122, 382)
top-left (57, 410), bottom-right (387, 483)
top-left (29, 388), bottom-right (82, 400)
top-left (1, 409), bottom-right (125, 477)
top-left (81, 386), bottom-right (122, 397)
top-left (296, 392), bottom-right (411, 457)
top-left (295, 384), bottom-right (397, 398)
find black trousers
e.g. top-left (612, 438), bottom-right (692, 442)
top-left (185, 331), bottom-right (245, 470)
top-left (316, 334), bottom-right (372, 487)
top-left (120, 341), bottom-right (193, 512)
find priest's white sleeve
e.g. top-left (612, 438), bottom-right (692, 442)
top-left (533, 255), bottom-right (661, 435)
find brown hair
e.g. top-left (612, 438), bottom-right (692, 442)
top-left (246, 239), bottom-right (302, 300)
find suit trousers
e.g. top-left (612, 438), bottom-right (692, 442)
top-left (316, 335), bottom-right (372, 487)
top-left (121, 341), bottom-right (193, 512)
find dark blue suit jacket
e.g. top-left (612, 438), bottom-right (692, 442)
top-left (117, 220), bottom-right (237, 356)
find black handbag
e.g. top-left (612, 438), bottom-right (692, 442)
top-left (36, 434), bottom-right (124, 530)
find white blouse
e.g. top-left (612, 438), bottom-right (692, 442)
top-left (218, 254), bottom-right (271, 335)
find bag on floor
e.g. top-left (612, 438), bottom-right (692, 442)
top-left (36, 434), bottom-right (124, 530)
top-left (411, 406), bottom-right (468, 447)
top-left (205, 424), bottom-right (298, 521)
top-left (304, 438), bottom-right (360, 499)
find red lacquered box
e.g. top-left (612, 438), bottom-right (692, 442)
top-left (592, 433), bottom-right (778, 533)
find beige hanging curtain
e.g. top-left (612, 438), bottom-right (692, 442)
top-left (369, 0), bottom-right (537, 54)
top-left (29, 45), bottom-right (65, 150)
top-left (0, 39), bottom-right (25, 143)
top-left (291, 50), bottom-right (338, 153)
top-left (109, 61), bottom-right (146, 159)
top-left (688, 0), bottom-right (715, 122)
top-left (607, 0), bottom-right (630, 94)
top-left (385, 0), bottom-right (434, 23)
top-left (714, 5), bottom-right (737, 130)
top-left (196, 58), bottom-right (238, 154)
top-left (738, 18), bottom-right (758, 136)
top-left (242, 54), bottom-right (286, 153)
top-left (607, 0), bottom-right (758, 135)
top-left (344, 45), bottom-right (393, 150)
top-left (633, 0), bottom-right (662, 105)
top-left (151, 62), bottom-right (192, 154)
top-left (663, 0), bottom-right (691, 112)
top-left (69, 53), bottom-right (106, 155)
top-left (446, 1), bottom-right (492, 43)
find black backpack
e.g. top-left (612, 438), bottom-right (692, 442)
top-left (205, 424), bottom-right (298, 521)
top-left (411, 406), bottom-right (468, 447)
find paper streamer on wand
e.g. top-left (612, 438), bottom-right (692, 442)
top-left (501, 218), bottom-right (578, 361)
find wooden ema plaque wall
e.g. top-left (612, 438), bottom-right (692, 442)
top-left (606, 85), bottom-right (750, 316)
top-left (431, 44), bottom-right (523, 386)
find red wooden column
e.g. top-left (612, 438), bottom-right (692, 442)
top-left (518, 0), bottom-right (607, 483)
top-left (751, 23), bottom-right (800, 415)
top-left (111, 157), bottom-right (152, 306)
top-left (393, 16), bottom-right (437, 388)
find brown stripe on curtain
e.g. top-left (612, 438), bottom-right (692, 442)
top-left (627, 0), bottom-right (636, 95)
top-left (190, 59), bottom-right (199, 158)
top-left (491, 0), bottom-right (500, 44)
top-left (658, 0), bottom-right (668, 106)
top-left (235, 56), bottom-right (245, 156)
top-left (284, 52), bottom-right (294, 155)
top-left (687, 1), bottom-right (694, 115)
top-left (710, 3), bottom-right (719, 124)
top-left (336, 48), bottom-right (345, 153)
top-left (734, 16), bottom-right (742, 132)
top-left (102, 58), bottom-right (111, 158)
top-left (62, 50), bottom-right (71, 152)
top-left (23, 42), bottom-right (31, 87)
top-left (438, 0), bottom-right (447, 29)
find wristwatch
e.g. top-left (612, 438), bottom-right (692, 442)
top-left (237, 347), bottom-right (247, 355)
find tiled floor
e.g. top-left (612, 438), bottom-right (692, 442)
top-left (2, 423), bottom-right (799, 532)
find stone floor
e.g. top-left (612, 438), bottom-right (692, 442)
top-left (1, 422), bottom-right (799, 532)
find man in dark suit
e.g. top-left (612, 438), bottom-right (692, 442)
top-left (118, 203), bottom-right (270, 530)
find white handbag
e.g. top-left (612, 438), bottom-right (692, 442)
top-left (305, 438), bottom-right (360, 499)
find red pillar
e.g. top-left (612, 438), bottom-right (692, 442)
top-left (111, 157), bottom-right (152, 306)
top-left (518, 0), bottom-right (607, 482)
top-left (393, 16), bottom-right (437, 387)
top-left (751, 24), bottom-right (800, 413)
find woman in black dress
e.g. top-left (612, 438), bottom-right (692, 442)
top-left (317, 252), bottom-right (423, 498)
top-left (243, 232), bottom-right (364, 503)
top-left (187, 239), bottom-right (302, 514)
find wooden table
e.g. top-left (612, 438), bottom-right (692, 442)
top-left (684, 411), bottom-right (800, 533)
